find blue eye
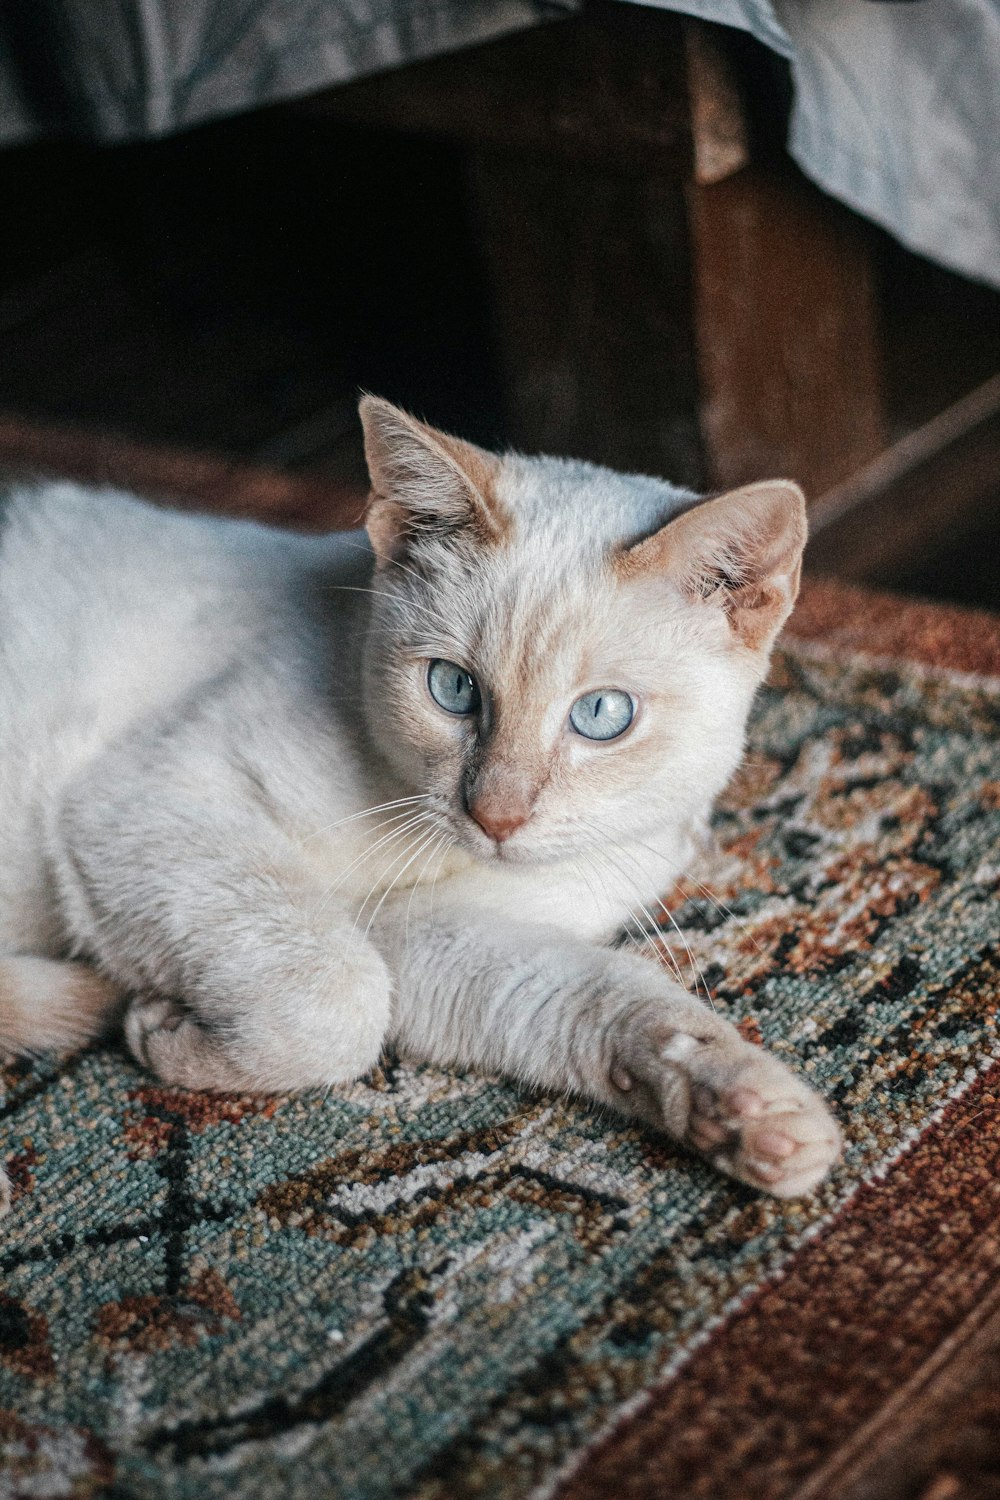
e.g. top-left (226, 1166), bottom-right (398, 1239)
top-left (428, 659), bottom-right (481, 716)
top-left (569, 689), bottom-right (634, 741)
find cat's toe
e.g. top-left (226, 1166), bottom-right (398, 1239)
top-left (722, 1104), bottom-right (840, 1196)
top-left (686, 1062), bottom-right (841, 1197)
top-left (124, 995), bottom-right (185, 1070)
top-left (124, 995), bottom-right (247, 1090)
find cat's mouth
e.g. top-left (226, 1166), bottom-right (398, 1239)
top-left (458, 818), bottom-right (564, 868)
top-left (467, 828), bottom-right (527, 863)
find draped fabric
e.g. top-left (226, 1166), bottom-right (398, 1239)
top-left (0, 0), bottom-right (997, 289)
top-left (634, 0), bottom-right (1000, 290)
top-left (0, 1), bottom-right (572, 143)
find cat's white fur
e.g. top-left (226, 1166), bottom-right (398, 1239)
top-left (0, 399), bottom-right (840, 1212)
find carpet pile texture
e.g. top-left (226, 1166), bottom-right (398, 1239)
top-left (2, 577), bottom-right (998, 1500)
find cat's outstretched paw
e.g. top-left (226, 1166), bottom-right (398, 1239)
top-left (616, 1023), bottom-right (841, 1197)
top-left (685, 1068), bottom-right (841, 1198)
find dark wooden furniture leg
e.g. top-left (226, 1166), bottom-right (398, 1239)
top-left (315, 5), bottom-right (886, 498)
top-left (688, 158), bottom-right (886, 495)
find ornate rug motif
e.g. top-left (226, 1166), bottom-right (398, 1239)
top-left (2, 581), bottom-right (999, 1500)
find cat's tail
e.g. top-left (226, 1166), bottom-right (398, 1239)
top-left (0, 956), bottom-right (118, 1058)
top-left (1, 956), bottom-right (118, 1216)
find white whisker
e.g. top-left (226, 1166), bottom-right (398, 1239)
top-left (317, 579), bottom-right (442, 618)
top-left (302, 795), bottom-right (429, 845)
top-left (360, 823), bottom-right (442, 943)
top-left (342, 813), bottom-right (440, 944)
top-left (584, 839), bottom-right (684, 981)
top-left (681, 873), bottom-right (766, 957)
top-left (311, 811), bottom-right (431, 921)
top-left (425, 826), bottom-right (455, 920)
top-left (578, 818), bottom-right (711, 1005)
top-left (609, 824), bottom-right (763, 966)
top-left (404, 828), bottom-right (452, 951)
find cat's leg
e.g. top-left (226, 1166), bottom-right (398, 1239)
top-left (376, 908), bottom-right (840, 1198)
top-left (55, 792), bottom-right (393, 1094)
top-left (119, 914), bottom-right (390, 1094)
top-left (112, 918), bottom-right (389, 1095)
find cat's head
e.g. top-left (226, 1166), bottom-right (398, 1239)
top-left (358, 397), bottom-right (806, 866)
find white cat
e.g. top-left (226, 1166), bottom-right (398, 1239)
top-left (0, 398), bottom-right (840, 1211)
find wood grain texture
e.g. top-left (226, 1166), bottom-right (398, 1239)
top-left (306, 2), bottom-right (693, 176)
top-left (683, 20), bottom-right (750, 187)
top-left (310, 6), bottom-right (886, 499)
top-left (688, 161), bottom-right (886, 498)
top-left (806, 373), bottom-right (1000, 582)
top-left (0, 413), bottom-right (366, 532)
top-left (469, 150), bottom-right (703, 482)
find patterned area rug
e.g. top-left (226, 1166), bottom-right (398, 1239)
top-left (2, 577), bottom-right (999, 1500)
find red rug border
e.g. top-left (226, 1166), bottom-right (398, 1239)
top-left (790, 576), bottom-right (1000, 679)
top-left (556, 1059), bottom-right (1000, 1500)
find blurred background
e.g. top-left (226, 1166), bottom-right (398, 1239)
top-left (0, 0), bottom-right (998, 604)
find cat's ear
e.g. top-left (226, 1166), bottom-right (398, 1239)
top-left (359, 396), bottom-right (508, 566)
top-left (618, 480), bottom-right (807, 652)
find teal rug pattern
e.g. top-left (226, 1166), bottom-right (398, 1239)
top-left (1, 634), bottom-right (999, 1499)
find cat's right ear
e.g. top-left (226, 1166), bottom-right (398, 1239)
top-left (359, 396), bottom-right (508, 568)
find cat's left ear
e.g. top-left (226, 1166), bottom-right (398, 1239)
top-left (359, 396), bottom-right (507, 567)
top-left (618, 480), bottom-right (807, 653)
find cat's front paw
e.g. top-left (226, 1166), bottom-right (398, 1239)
top-left (684, 1060), bottom-right (841, 1197)
top-left (617, 1022), bottom-right (841, 1197)
top-left (124, 970), bottom-right (390, 1093)
top-left (125, 994), bottom-right (249, 1091)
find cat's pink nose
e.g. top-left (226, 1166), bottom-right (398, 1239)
top-left (467, 801), bottom-right (528, 844)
